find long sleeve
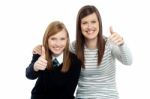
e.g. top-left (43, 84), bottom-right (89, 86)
top-left (111, 43), bottom-right (132, 65)
top-left (26, 54), bottom-right (40, 80)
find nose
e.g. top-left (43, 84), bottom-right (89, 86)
top-left (87, 22), bottom-right (92, 28)
top-left (87, 23), bottom-right (93, 30)
top-left (55, 40), bottom-right (61, 46)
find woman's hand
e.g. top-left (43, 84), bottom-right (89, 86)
top-left (108, 26), bottom-right (124, 46)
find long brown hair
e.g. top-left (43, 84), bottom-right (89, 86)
top-left (76, 5), bottom-right (105, 68)
top-left (43, 21), bottom-right (71, 72)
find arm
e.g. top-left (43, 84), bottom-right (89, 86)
top-left (32, 45), bottom-right (42, 55)
top-left (108, 26), bottom-right (132, 65)
top-left (26, 47), bottom-right (47, 79)
top-left (111, 43), bottom-right (132, 65)
top-left (26, 54), bottom-right (40, 80)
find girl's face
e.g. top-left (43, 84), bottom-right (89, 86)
top-left (81, 13), bottom-right (99, 41)
top-left (48, 29), bottom-right (68, 56)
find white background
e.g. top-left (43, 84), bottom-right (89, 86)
top-left (0, 0), bottom-right (150, 99)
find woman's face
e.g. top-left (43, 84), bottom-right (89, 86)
top-left (48, 29), bottom-right (68, 56)
top-left (81, 13), bottom-right (99, 41)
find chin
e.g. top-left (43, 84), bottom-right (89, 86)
top-left (53, 51), bottom-right (62, 55)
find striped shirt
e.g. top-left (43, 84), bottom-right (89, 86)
top-left (70, 39), bottom-right (132, 99)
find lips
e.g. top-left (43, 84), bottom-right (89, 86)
top-left (86, 30), bottom-right (95, 34)
top-left (53, 47), bottom-right (61, 51)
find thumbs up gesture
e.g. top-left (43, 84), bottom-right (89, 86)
top-left (33, 46), bottom-right (47, 72)
top-left (108, 26), bottom-right (124, 46)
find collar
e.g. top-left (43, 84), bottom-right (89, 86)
top-left (52, 53), bottom-right (63, 64)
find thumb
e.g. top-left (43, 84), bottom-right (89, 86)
top-left (41, 46), bottom-right (46, 58)
top-left (109, 26), bottom-right (114, 35)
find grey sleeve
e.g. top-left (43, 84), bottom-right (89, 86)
top-left (111, 43), bottom-right (132, 65)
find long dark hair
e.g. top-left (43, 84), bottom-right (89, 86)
top-left (76, 5), bottom-right (105, 68)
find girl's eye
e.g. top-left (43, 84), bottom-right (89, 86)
top-left (60, 38), bottom-right (66, 40)
top-left (51, 38), bottom-right (56, 40)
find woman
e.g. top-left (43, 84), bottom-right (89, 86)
top-left (33, 5), bottom-right (132, 99)
top-left (26, 21), bottom-right (81, 99)
top-left (72, 5), bottom-right (132, 99)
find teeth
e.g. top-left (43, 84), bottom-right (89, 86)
top-left (88, 31), bottom-right (94, 34)
top-left (54, 48), bottom-right (60, 50)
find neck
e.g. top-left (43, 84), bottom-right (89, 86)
top-left (85, 38), bottom-right (97, 49)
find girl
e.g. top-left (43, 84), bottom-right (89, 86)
top-left (26, 21), bottom-right (81, 99)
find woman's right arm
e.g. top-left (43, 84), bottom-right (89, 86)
top-left (32, 45), bottom-right (42, 55)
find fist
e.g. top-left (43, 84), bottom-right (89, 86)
top-left (108, 26), bottom-right (124, 46)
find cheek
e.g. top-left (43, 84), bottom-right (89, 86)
top-left (48, 41), bottom-right (54, 48)
top-left (48, 41), bottom-right (52, 46)
top-left (62, 40), bottom-right (67, 46)
top-left (81, 25), bottom-right (86, 31)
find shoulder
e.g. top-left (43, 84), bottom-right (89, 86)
top-left (71, 40), bottom-right (76, 46)
top-left (70, 41), bottom-right (76, 54)
top-left (103, 36), bottom-right (112, 49)
top-left (103, 35), bottom-right (108, 41)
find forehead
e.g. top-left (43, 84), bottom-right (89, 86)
top-left (81, 13), bottom-right (98, 21)
top-left (50, 29), bottom-right (67, 38)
